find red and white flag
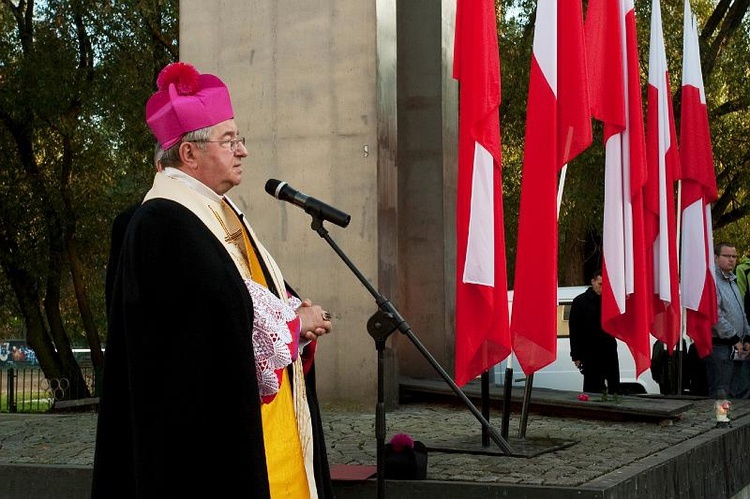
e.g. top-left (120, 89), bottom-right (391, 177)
top-left (645, 0), bottom-right (682, 352)
top-left (453, 0), bottom-right (511, 387)
top-left (679, 0), bottom-right (718, 358)
top-left (511, 0), bottom-right (591, 375)
top-left (585, 0), bottom-right (652, 376)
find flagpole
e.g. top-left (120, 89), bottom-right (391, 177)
top-left (500, 351), bottom-right (514, 439)
top-left (557, 165), bottom-right (568, 216)
top-left (676, 179), bottom-right (684, 394)
top-left (481, 369), bottom-right (490, 446)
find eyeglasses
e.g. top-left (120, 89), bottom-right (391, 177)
top-left (190, 137), bottom-right (246, 152)
top-left (719, 254), bottom-right (739, 259)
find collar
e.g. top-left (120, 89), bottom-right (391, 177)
top-left (719, 269), bottom-right (737, 281)
top-left (162, 167), bottom-right (223, 203)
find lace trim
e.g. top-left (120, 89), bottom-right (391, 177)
top-left (245, 279), bottom-right (301, 398)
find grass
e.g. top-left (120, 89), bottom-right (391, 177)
top-left (0, 393), bottom-right (53, 413)
top-left (1, 366), bottom-right (95, 413)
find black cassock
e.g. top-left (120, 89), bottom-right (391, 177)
top-left (92, 198), bottom-right (332, 498)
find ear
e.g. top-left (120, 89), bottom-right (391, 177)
top-left (178, 141), bottom-right (200, 171)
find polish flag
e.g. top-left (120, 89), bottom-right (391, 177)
top-left (453, 0), bottom-right (511, 387)
top-left (645, 0), bottom-right (682, 352)
top-left (585, 0), bottom-right (652, 376)
top-left (679, 0), bottom-right (718, 358)
top-left (511, 0), bottom-right (591, 375)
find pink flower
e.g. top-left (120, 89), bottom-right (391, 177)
top-left (390, 433), bottom-right (414, 453)
top-left (577, 393), bottom-right (589, 401)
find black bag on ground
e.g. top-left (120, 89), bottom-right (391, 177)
top-left (383, 440), bottom-right (428, 480)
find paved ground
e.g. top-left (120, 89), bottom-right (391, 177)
top-left (326, 396), bottom-right (748, 487)
top-left (1, 390), bottom-right (748, 489)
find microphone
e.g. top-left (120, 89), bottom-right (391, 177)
top-left (265, 179), bottom-right (351, 228)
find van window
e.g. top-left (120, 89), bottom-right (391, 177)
top-left (557, 304), bottom-right (572, 338)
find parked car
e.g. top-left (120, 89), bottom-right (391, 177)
top-left (0, 339), bottom-right (39, 367)
top-left (493, 286), bottom-right (661, 395)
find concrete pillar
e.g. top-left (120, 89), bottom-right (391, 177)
top-left (179, 0), bottom-right (457, 405)
top-left (393, 0), bottom-right (457, 383)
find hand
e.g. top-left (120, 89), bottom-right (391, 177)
top-left (296, 299), bottom-right (333, 342)
top-left (573, 359), bottom-right (584, 373)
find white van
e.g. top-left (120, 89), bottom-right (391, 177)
top-left (493, 286), bottom-right (661, 395)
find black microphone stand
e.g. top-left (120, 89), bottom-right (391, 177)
top-left (306, 214), bottom-right (513, 499)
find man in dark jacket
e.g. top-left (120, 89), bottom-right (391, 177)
top-left (569, 269), bottom-right (621, 395)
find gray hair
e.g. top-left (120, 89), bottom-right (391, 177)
top-left (153, 143), bottom-right (164, 169)
top-left (158, 126), bottom-right (212, 169)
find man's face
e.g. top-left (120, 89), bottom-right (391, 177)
top-left (591, 275), bottom-right (603, 295)
top-left (191, 119), bottom-right (247, 195)
top-left (715, 246), bottom-right (739, 273)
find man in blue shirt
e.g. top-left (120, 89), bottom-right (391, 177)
top-left (708, 242), bottom-right (750, 398)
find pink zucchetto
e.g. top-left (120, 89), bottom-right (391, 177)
top-left (145, 62), bottom-right (234, 149)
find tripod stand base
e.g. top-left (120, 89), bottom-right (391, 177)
top-left (424, 436), bottom-right (577, 458)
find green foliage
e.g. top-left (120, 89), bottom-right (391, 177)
top-left (0, 1), bottom-right (177, 378)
